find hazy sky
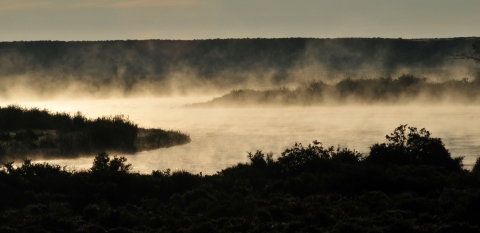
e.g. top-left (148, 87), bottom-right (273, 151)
top-left (1, 0), bottom-right (479, 41)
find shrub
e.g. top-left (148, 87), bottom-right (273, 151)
top-left (87, 115), bottom-right (138, 152)
top-left (367, 125), bottom-right (463, 171)
top-left (135, 128), bottom-right (190, 151)
top-left (91, 152), bottom-right (132, 175)
top-left (277, 141), bottom-right (362, 175)
top-left (472, 158), bottom-right (480, 174)
top-left (247, 150), bottom-right (274, 170)
top-left (3, 159), bottom-right (64, 178)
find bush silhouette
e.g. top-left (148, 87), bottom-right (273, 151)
top-left (91, 152), bottom-right (132, 175)
top-left (367, 125), bottom-right (463, 171)
top-left (472, 158), bottom-right (480, 174)
top-left (247, 150), bottom-right (274, 170)
top-left (87, 115), bottom-right (137, 152)
top-left (277, 140), bottom-right (362, 175)
top-left (1, 124), bottom-right (480, 232)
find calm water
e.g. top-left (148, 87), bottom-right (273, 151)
top-left (2, 97), bottom-right (480, 174)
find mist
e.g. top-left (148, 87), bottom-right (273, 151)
top-left (1, 37), bottom-right (480, 173)
top-left (0, 38), bottom-right (478, 100)
top-left (190, 74), bottom-right (480, 107)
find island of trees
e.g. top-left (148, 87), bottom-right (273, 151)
top-left (1, 125), bottom-right (480, 232)
top-left (0, 105), bottom-right (190, 160)
top-left (191, 74), bottom-right (480, 107)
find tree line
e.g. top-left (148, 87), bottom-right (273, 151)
top-left (0, 105), bottom-right (190, 159)
top-left (194, 74), bottom-right (480, 106)
top-left (0, 38), bottom-right (477, 96)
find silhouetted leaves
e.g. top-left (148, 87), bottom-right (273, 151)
top-left (91, 152), bottom-right (131, 175)
top-left (0, 125), bottom-right (478, 232)
top-left (367, 124), bottom-right (463, 171)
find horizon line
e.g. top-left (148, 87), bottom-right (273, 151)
top-left (1, 36), bottom-right (479, 43)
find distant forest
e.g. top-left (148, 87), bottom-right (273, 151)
top-left (191, 74), bottom-right (480, 106)
top-left (0, 38), bottom-right (478, 97)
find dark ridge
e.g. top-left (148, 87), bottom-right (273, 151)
top-left (0, 37), bottom-right (478, 96)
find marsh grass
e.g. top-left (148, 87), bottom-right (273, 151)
top-left (135, 128), bottom-right (191, 151)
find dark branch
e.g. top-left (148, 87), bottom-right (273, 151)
top-left (451, 52), bottom-right (480, 63)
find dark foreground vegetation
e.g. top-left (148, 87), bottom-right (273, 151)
top-left (1, 125), bottom-right (480, 232)
top-left (192, 74), bottom-right (480, 106)
top-left (0, 105), bottom-right (190, 160)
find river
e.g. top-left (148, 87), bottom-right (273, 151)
top-left (2, 97), bottom-right (479, 174)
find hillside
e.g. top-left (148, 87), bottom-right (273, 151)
top-left (0, 38), bottom-right (478, 97)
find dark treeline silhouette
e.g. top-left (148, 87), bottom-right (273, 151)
top-left (0, 37), bottom-right (478, 96)
top-left (0, 105), bottom-right (190, 159)
top-left (192, 74), bottom-right (480, 106)
top-left (452, 39), bottom-right (480, 63)
top-left (1, 125), bottom-right (480, 232)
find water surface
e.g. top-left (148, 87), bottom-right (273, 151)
top-left (2, 98), bottom-right (479, 174)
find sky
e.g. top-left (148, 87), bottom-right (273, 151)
top-left (1, 0), bottom-right (479, 41)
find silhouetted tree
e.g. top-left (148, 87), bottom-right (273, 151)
top-left (91, 152), bottom-right (131, 174)
top-left (367, 125), bottom-right (463, 171)
top-left (452, 40), bottom-right (480, 63)
top-left (277, 141), bottom-right (362, 175)
top-left (472, 157), bottom-right (480, 174)
top-left (247, 150), bottom-right (274, 170)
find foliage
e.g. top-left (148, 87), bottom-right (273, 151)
top-left (195, 74), bottom-right (480, 106)
top-left (452, 39), bottom-right (480, 63)
top-left (472, 157), bottom-right (480, 174)
top-left (91, 152), bottom-right (132, 174)
top-left (277, 141), bottom-right (362, 175)
top-left (0, 105), bottom-right (190, 159)
top-left (87, 115), bottom-right (137, 152)
top-left (247, 150), bottom-right (274, 170)
top-left (135, 128), bottom-right (191, 151)
top-left (0, 38), bottom-right (477, 97)
top-left (0, 125), bottom-right (478, 232)
top-left (367, 125), bottom-right (463, 171)
top-left (1, 159), bottom-right (65, 177)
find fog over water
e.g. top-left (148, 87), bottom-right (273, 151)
top-left (1, 97), bottom-right (479, 174)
